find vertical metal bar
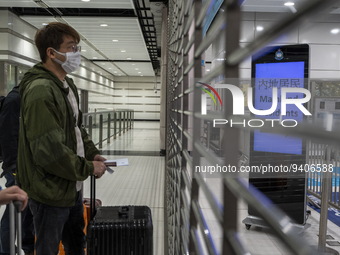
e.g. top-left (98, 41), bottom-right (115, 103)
top-left (107, 113), bottom-right (111, 144)
top-left (124, 111), bottom-right (126, 133)
top-left (160, 3), bottom-right (168, 156)
top-left (9, 202), bottom-right (15, 255)
top-left (167, 1), bottom-right (177, 253)
top-left (83, 114), bottom-right (87, 128)
top-left (206, 121), bottom-right (210, 150)
top-left (119, 112), bottom-right (122, 136)
top-left (188, 0), bottom-right (203, 253)
top-left (318, 146), bottom-right (332, 252)
top-left (88, 115), bottom-right (93, 138)
top-left (94, 110), bottom-right (97, 127)
top-left (126, 111), bottom-right (129, 131)
top-left (222, 0), bottom-right (241, 254)
top-left (125, 111), bottom-right (127, 132)
top-left (179, 0), bottom-right (189, 253)
top-left (99, 114), bottom-right (103, 149)
top-left (113, 112), bottom-right (117, 139)
top-left (174, 2), bottom-right (181, 251)
top-left (14, 202), bottom-right (22, 255)
top-left (80, 89), bottom-right (89, 114)
top-left (132, 111), bottom-right (134, 128)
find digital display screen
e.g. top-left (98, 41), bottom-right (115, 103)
top-left (253, 61), bottom-right (305, 155)
top-left (249, 45), bottom-right (309, 225)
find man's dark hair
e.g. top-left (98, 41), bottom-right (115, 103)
top-left (35, 22), bottom-right (80, 63)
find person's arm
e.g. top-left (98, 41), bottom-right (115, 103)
top-left (0, 186), bottom-right (28, 211)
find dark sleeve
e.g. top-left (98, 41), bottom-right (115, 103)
top-left (0, 91), bottom-right (20, 172)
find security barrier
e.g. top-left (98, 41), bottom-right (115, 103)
top-left (307, 142), bottom-right (340, 211)
top-left (165, 0), bottom-right (339, 254)
top-left (83, 110), bottom-right (134, 148)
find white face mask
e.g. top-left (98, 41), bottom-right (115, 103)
top-left (53, 49), bottom-right (81, 73)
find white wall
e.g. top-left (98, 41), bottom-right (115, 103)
top-left (210, 12), bottom-right (340, 80)
top-left (111, 76), bottom-right (161, 120)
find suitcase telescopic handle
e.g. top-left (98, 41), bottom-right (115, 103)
top-left (10, 201), bottom-right (22, 255)
top-left (13, 200), bottom-right (22, 212)
top-left (90, 175), bottom-right (96, 220)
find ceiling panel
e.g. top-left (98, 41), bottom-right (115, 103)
top-left (20, 14), bottom-right (154, 76)
top-left (79, 44), bottom-right (105, 60)
top-left (90, 61), bottom-right (156, 77)
top-left (6, 0), bottom-right (328, 78)
top-left (241, 0), bottom-right (304, 12)
top-left (39, 0), bottom-right (133, 9)
top-left (91, 61), bottom-right (127, 76)
top-left (63, 17), bottom-right (150, 61)
top-left (114, 62), bottom-right (155, 76)
top-left (0, 1), bottom-right (38, 8)
top-left (1, 0), bottom-right (155, 77)
top-left (19, 16), bottom-right (104, 61)
top-left (19, 16), bottom-right (57, 27)
top-left (0, 0), bottom-right (134, 8)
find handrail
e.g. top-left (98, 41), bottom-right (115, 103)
top-left (83, 109), bottom-right (134, 147)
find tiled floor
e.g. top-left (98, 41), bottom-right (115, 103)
top-left (83, 121), bottom-right (165, 254)
top-left (198, 176), bottom-right (340, 254)
top-left (0, 121), bottom-right (165, 254)
top-left (1, 121), bottom-right (340, 254)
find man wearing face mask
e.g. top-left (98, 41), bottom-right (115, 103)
top-left (17, 22), bottom-right (107, 254)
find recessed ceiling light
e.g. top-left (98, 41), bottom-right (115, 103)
top-left (42, 23), bottom-right (48, 26)
top-left (81, 0), bottom-right (90, 2)
top-left (132, 63), bottom-right (136, 65)
top-left (135, 68), bottom-right (139, 70)
top-left (127, 58), bottom-right (132, 60)
top-left (112, 39), bottom-right (119, 42)
top-left (81, 49), bottom-right (87, 52)
top-left (121, 50), bottom-right (126, 53)
top-left (284, 2), bottom-right (294, 6)
top-left (138, 72), bottom-right (141, 74)
top-left (330, 28), bottom-right (339, 34)
top-left (256, 26), bottom-right (264, 31)
top-left (100, 24), bottom-right (108, 27)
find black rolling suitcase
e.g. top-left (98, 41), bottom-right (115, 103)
top-left (87, 176), bottom-right (153, 255)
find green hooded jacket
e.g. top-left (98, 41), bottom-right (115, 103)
top-left (17, 63), bottom-right (99, 207)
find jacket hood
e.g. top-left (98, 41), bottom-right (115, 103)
top-left (19, 63), bottom-right (67, 94)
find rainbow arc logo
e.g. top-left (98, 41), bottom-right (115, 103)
top-left (198, 82), bottom-right (223, 115)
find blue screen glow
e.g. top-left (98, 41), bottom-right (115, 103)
top-left (253, 61), bottom-right (305, 155)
